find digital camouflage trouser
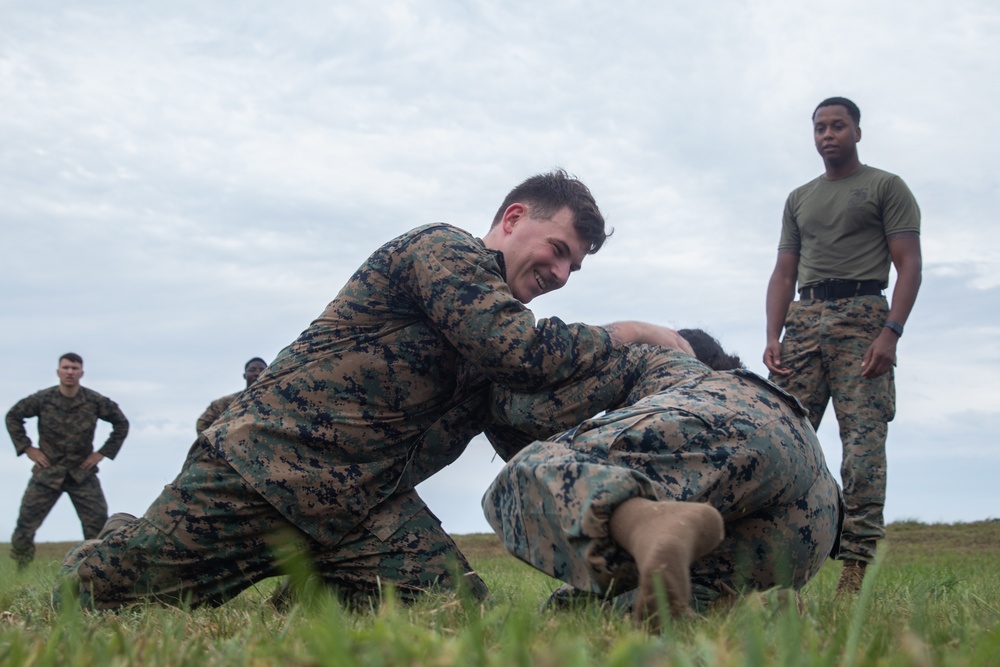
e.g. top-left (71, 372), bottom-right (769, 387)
top-left (483, 371), bottom-right (842, 606)
top-left (771, 294), bottom-right (894, 562)
top-left (59, 443), bottom-right (487, 609)
top-left (10, 469), bottom-right (108, 566)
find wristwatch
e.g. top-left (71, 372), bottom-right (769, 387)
top-left (884, 321), bottom-right (904, 337)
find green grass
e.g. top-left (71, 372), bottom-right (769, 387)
top-left (1, 520), bottom-right (998, 666)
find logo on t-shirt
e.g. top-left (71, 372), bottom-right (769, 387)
top-left (847, 189), bottom-right (868, 209)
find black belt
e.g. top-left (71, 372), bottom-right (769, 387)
top-left (799, 280), bottom-right (883, 301)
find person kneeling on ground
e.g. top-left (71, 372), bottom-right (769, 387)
top-left (54, 170), bottom-right (693, 611)
top-left (483, 329), bottom-right (843, 626)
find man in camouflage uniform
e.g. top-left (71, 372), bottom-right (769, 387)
top-left (763, 97), bottom-right (922, 593)
top-left (59, 169), bottom-right (692, 609)
top-left (484, 331), bottom-right (842, 624)
top-left (195, 357), bottom-right (267, 435)
top-left (6, 352), bottom-right (129, 568)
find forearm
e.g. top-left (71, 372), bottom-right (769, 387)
top-left (98, 414), bottom-right (130, 460)
top-left (6, 412), bottom-right (33, 453)
top-left (885, 234), bottom-right (923, 328)
top-left (765, 277), bottom-right (795, 342)
top-left (887, 265), bottom-right (921, 326)
top-left (601, 322), bottom-right (693, 355)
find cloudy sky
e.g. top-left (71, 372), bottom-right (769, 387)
top-left (2, 1), bottom-right (997, 545)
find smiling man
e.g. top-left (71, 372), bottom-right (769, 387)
top-left (763, 97), bottom-right (922, 593)
top-left (6, 353), bottom-right (129, 569)
top-left (59, 169), bottom-right (692, 610)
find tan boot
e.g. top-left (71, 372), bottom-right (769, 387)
top-left (835, 559), bottom-right (868, 594)
top-left (609, 498), bottom-right (724, 628)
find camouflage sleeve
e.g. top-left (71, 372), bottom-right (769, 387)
top-left (5, 392), bottom-right (41, 454)
top-left (95, 395), bottom-right (129, 460)
top-left (487, 344), bottom-right (652, 446)
top-left (398, 227), bottom-right (626, 392)
top-left (195, 393), bottom-right (238, 435)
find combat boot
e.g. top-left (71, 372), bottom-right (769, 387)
top-left (835, 559), bottom-right (868, 594)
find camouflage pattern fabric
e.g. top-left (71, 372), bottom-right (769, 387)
top-left (6, 385), bottom-right (128, 564)
top-left (770, 294), bottom-right (893, 562)
top-left (60, 223), bottom-right (639, 607)
top-left (12, 474), bottom-right (108, 566)
top-left (484, 347), bottom-right (842, 605)
top-left (202, 224), bottom-right (632, 548)
top-left (195, 391), bottom-right (241, 435)
top-left (62, 443), bottom-right (486, 609)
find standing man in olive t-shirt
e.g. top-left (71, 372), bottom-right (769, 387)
top-left (763, 97), bottom-right (922, 594)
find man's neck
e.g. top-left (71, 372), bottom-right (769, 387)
top-left (824, 157), bottom-right (863, 180)
top-left (58, 384), bottom-right (81, 398)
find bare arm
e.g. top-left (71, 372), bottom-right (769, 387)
top-left (763, 250), bottom-right (799, 375)
top-left (602, 321), bottom-right (695, 356)
top-left (862, 233), bottom-right (922, 379)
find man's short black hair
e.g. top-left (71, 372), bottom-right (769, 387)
top-left (677, 329), bottom-right (744, 371)
top-left (59, 352), bottom-right (84, 366)
top-left (813, 97), bottom-right (861, 126)
top-left (490, 169), bottom-right (611, 254)
top-left (245, 357), bottom-right (267, 371)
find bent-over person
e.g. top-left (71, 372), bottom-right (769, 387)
top-left (484, 331), bottom-right (841, 626)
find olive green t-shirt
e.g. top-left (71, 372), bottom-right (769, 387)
top-left (778, 165), bottom-right (921, 288)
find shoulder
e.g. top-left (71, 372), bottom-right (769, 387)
top-left (787, 174), bottom-right (825, 200)
top-left (9, 387), bottom-right (55, 408)
top-left (78, 386), bottom-right (110, 403)
top-left (214, 391), bottom-right (241, 406)
top-left (380, 223), bottom-right (498, 271)
top-left (857, 165), bottom-right (910, 188)
top-left (387, 223), bottom-right (482, 254)
top-left (30, 386), bottom-right (61, 401)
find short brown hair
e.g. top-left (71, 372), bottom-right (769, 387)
top-left (491, 169), bottom-right (611, 254)
top-left (59, 352), bottom-right (84, 366)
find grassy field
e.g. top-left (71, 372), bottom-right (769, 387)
top-left (1, 520), bottom-right (998, 666)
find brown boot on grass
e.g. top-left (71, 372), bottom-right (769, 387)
top-left (609, 498), bottom-right (725, 629)
top-left (836, 559), bottom-right (868, 594)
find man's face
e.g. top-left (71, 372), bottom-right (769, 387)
top-left (57, 360), bottom-right (84, 388)
top-left (498, 204), bottom-right (588, 303)
top-left (244, 360), bottom-right (267, 386)
top-left (813, 105), bottom-right (861, 166)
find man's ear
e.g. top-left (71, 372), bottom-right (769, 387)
top-left (500, 203), bottom-right (527, 233)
